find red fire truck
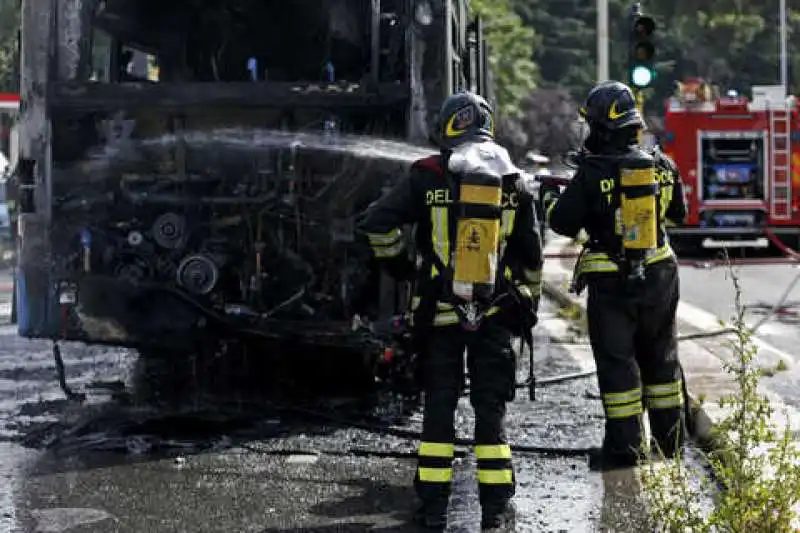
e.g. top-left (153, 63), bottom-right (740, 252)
top-left (662, 81), bottom-right (800, 250)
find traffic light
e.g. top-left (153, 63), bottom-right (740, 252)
top-left (629, 14), bottom-right (656, 89)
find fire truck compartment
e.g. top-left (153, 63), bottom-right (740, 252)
top-left (699, 133), bottom-right (766, 202)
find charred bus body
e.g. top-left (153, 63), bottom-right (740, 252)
top-left (14, 0), bottom-right (492, 378)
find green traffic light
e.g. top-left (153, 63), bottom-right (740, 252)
top-left (631, 65), bottom-right (654, 87)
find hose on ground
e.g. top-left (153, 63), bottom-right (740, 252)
top-left (547, 230), bottom-right (800, 345)
top-left (524, 231), bottom-right (800, 390)
top-left (255, 398), bottom-right (597, 457)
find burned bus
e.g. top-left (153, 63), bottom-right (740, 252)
top-left (12, 0), bottom-right (492, 377)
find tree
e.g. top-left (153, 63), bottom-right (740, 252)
top-left (512, 0), bottom-right (800, 119)
top-left (470, 0), bottom-right (540, 119)
top-left (0, 0), bottom-right (19, 92)
top-left (514, 0), bottom-right (597, 97)
top-left (520, 88), bottom-right (581, 158)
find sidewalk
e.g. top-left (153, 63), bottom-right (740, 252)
top-left (0, 268), bottom-right (11, 321)
top-left (540, 234), bottom-right (800, 450)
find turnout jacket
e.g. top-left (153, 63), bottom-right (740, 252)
top-left (358, 153), bottom-right (543, 328)
top-left (547, 146), bottom-right (687, 277)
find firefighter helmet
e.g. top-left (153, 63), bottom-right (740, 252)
top-left (436, 91), bottom-right (495, 149)
top-left (579, 81), bottom-right (644, 131)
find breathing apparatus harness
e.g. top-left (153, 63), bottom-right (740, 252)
top-left (565, 146), bottom-right (660, 295)
top-left (415, 142), bottom-right (538, 399)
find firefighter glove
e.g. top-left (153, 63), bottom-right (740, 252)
top-left (541, 188), bottom-right (560, 212)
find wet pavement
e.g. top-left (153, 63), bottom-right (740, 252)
top-left (0, 275), bottom-right (675, 532)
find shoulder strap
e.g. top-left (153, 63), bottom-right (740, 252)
top-left (413, 155), bottom-right (444, 176)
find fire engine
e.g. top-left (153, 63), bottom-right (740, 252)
top-left (662, 80), bottom-right (800, 249)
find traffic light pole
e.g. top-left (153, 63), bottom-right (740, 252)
top-left (628, 3), bottom-right (654, 145)
top-left (634, 88), bottom-right (644, 144)
top-left (628, 3), bottom-right (639, 84)
top-left (628, 3), bottom-right (655, 89)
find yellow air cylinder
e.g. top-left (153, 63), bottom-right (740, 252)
top-left (619, 155), bottom-right (658, 254)
top-left (452, 173), bottom-right (503, 302)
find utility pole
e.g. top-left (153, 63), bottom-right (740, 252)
top-left (780, 0), bottom-right (788, 94)
top-left (597, 0), bottom-right (609, 82)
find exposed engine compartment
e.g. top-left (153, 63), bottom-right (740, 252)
top-left (47, 121), bottom-right (433, 350)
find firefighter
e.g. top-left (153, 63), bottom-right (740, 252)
top-left (544, 81), bottom-right (688, 470)
top-left (357, 91), bottom-right (543, 529)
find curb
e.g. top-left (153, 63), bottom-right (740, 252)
top-left (541, 279), bottom-right (716, 447)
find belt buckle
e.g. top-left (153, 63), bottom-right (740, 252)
top-left (459, 303), bottom-right (480, 331)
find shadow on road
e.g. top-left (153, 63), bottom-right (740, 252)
top-left (258, 478), bottom-right (423, 532)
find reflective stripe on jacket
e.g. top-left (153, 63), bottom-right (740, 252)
top-left (576, 243), bottom-right (675, 276)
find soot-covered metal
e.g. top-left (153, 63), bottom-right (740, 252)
top-left (15, 0), bottom-right (489, 382)
top-left (50, 126), bottom-right (430, 350)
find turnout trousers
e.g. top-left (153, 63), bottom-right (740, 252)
top-left (413, 319), bottom-right (517, 511)
top-left (586, 258), bottom-right (685, 465)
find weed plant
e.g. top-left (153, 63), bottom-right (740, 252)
top-left (640, 259), bottom-right (800, 532)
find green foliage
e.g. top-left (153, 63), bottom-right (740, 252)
top-left (469, 0), bottom-right (540, 119)
top-left (640, 260), bottom-right (800, 532)
top-left (0, 0), bottom-right (19, 92)
top-left (513, 0), bottom-right (596, 97)
top-left (510, 0), bottom-right (800, 121)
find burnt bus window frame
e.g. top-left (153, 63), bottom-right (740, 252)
top-left (91, 1), bottom-right (380, 84)
top-left (91, 27), bottom-right (159, 83)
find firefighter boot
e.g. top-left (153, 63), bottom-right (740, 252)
top-left (481, 500), bottom-right (516, 530)
top-left (413, 498), bottom-right (449, 530)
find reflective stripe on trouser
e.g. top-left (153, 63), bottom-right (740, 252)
top-left (365, 228), bottom-right (405, 258)
top-left (577, 244), bottom-right (674, 274)
top-left (475, 443), bottom-right (515, 504)
top-left (416, 441), bottom-right (455, 494)
top-left (645, 380), bottom-right (684, 410)
top-left (645, 379), bottom-right (685, 455)
top-left (602, 388), bottom-right (643, 420)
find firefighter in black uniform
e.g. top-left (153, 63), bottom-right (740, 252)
top-left (545, 81), bottom-right (687, 470)
top-left (358, 91), bottom-right (543, 530)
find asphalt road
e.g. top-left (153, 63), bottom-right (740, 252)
top-left (678, 255), bottom-right (800, 406)
top-left (0, 275), bottom-right (689, 533)
top-left (679, 259), bottom-right (800, 353)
